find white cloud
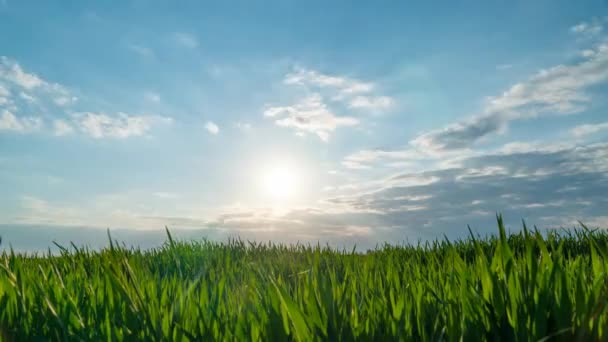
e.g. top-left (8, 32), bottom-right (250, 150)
top-left (19, 92), bottom-right (35, 103)
top-left (0, 56), bottom-right (43, 89)
top-left (264, 93), bottom-right (358, 141)
top-left (571, 122), bottom-right (608, 137)
top-left (173, 32), bottom-right (199, 48)
top-left (0, 83), bottom-right (8, 97)
top-left (268, 68), bottom-right (392, 139)
top-left (127, 44), bottom-right (154, 58)
top-left (285, 68), bottom-right (374, 95)
top-left (144, 91), bottom-right (161, 103)
top-left (72, 112), bottom-right (172, 139)
top-left (52, 119), bottom-right (74, 136)
top-left (0, 56), bottom-right (74, 106)
top-left (571, 20), bottom-right (603, 36)
top-left (412, 40), bottom-right (608, 152)
top-left (0, 110), bottom-right (42, 132)
top-left (53, 94), bottom-right (77, 106)
top-left (284, 67), bottom-right (394, 105)
top-left (484, 43), bottom-right (608, 115)
top-left (235, 121), bottom-right (252, 131)
top-left (349, 95), bottom-right (393, 110)
top-left (153, 192), bottom-right (179, 199)
top-left (0, 57), bottom-right (172, 139)
top-left (0, 83), bottom-right (8, 105)
top-left (342, 149), bottom-right (422, 169)
top-left (205, 121), bottom-right (219, 134)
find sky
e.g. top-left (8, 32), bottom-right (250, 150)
top-left (1, 1), bottom-right (608, 251)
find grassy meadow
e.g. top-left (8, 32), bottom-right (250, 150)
top-left (0, 216), bottom-right (607, 341)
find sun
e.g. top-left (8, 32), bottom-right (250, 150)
top-left (260, 164), bottom-right (299, 200)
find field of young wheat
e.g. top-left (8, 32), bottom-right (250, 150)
top-left (0, 216), bottom-right (607, 341)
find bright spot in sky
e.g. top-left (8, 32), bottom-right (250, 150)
top-left (260, 163), bottom-right (299, 200)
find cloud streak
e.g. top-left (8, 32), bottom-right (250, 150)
top-left (72, 112), bottom-right (172, 139)
top-left (571, 122), bottom-right (608, 137)
top-left (412, 39), bottom-right (608, 152)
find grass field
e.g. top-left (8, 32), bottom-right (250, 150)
top-left (1, 215), bottom-right (607, 341)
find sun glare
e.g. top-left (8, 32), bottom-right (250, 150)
top-left (260, 164), bottom-right (299, 200)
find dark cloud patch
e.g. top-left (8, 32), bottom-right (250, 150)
top-left (412, 114), bottom-right (505, 151)
top-left (322, 142), bottom-right (608, 240)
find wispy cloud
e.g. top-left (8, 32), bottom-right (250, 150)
top-left (205, 121), bottom-right (219, 135)
top-left (412, 38), bottom-right (608, 152)
top-left (264, 93), bottom-right (358, 141)
top-left (0, 56), bottom-right (172, 139)
top-left (571, 122), bottom-right (608, 137)
top-left (496, 64), bottom-right (513, 70)
top-left (153, 192), bottom-right (179, 199)
top-left (349, 95), bottom-right (393, 110)
top-left (72, 112), bottom-right (172, 139)
top-left (0, 110), bottom-right (42, 132)
top-left (0, 83), bottom-right (9, 105)
top-left (52, 119), bottom-right (74, 136)
top-left (571, 18), bottom-right (604, 37)
top-left (144, 91), bottom-right (161, 103)
top-left (235, 121), bottom-right (252, 131)
top-left (285, 68), bottom-right (374, 95)
top-left (0, 56), bottom-right (76, 106)
top-left (265, 67), bottom-right (393, 140)
top-left (173, 32), bottom-right (199, 48)
top-left (127, 43), bottom-right (155, 58)
top-left (342, 148), bottom-right (422, 169)
top-left (284, 67), bottom-right (393, 111)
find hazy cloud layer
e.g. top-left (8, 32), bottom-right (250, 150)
top-left (8, 141), bottom-right (607, 250)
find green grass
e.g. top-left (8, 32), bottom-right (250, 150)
top-left (1, 215), bottom-right (607, 341)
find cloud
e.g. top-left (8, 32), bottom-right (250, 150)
top-left (144, 91), bottom-right (161, 103)
top-left (412, 39), bottom-right (608, 152)
top-left (264, 93), bottom-right (358, 141)
top-left (0, 57), bottom-right (172, 139)
top-left (0, 56), bottom-right (44, 89)
top-left (173, 32), bottom-right (199, 48)
top-left (349, 95), bottom-right (393, 110)
top-left (0, 110), bottom-right (42, 132)
top-left (127, 44), bottom-right (154, 58)
top-left (0, 83), bottom-right (9, 105)
top-left (72, 112), bottom-right (172, 139)
top-left (8, 142), bottom-right (607, 249)
top-left (342, 148), bottom-right (422, 169)
top-left (153, 192), bottom-right (179, 199)
top-left (412, 114), bottom-right (505, 151)
top-left (284, 67), bottom-right (394, 109)
top-left (285, 68), bottom-right (374, 95)
top-left (0, 56), bottom-right (76, 106)
top-left (235, 121), bottom-right (252, 131)
top-left (202, 139), bottom-right (608, 243)
top-left (329, 141), bottom-right (608, 238)
top-left (266, 68), bottom-right (393, 139)
top-left (52, 119), bottom-right (74, 136)
top-left (205, 121), bottom-right (219, 134)
top-left (571, 122), bottom-right (608, 137)
top-left (571, 19), bottom-right (604, 37)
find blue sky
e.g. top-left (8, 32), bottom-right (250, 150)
top-left (1, 1), bottom-right (608, 251)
